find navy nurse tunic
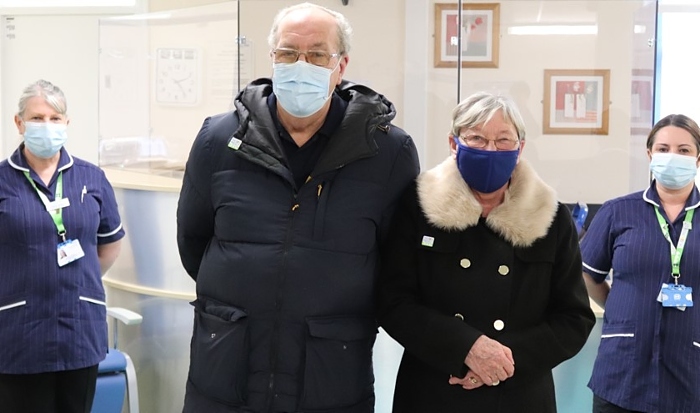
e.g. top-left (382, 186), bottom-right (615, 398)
top-left (0, 145), bottom-right (125, 374)
top-left (581, 183), bottom-right (700, 413)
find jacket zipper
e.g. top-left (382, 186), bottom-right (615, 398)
top-left (265, 193), bottom-right (300, 412)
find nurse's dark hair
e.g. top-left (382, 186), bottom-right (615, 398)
top-left (646, 114), bottom-right (700, 154)
top-left (17, 79), bottom-right (67, 118)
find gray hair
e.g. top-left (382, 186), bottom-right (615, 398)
top-left (17, 79), bottom-right (67, 118)
top-left (267, 2), bottom-right (353, 55)
top-left (451, 92), bottom-right (526, 141)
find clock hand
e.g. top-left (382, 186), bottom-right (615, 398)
top-left (173, 73), bottom-right (192, 84)
top-left (176, 81), bottom-right (187, 95)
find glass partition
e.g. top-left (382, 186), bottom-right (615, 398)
top-left (98, 4), bottom-right (240, 413)
top-left (452, 0), bottom-right (657, 205)
top-left (98, 2), bottom-right (240, 177)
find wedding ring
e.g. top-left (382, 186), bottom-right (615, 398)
top-left (492, 380), bottom-right (500, 386)
top-left (469, 377), bottom-right (478, 384)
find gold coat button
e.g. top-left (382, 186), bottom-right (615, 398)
top-left (498, 265), bottom-right (509, 276)
top-left (460, 258), bottom-right (471, 269)
top-left (454, 313), bottom-right (464, 320)
top-left (493, 319), bottom-right (505, 331)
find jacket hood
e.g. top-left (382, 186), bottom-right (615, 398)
top-left (335, 79), bottom-right (397, 125)
top-left (417, 156), bottom-right (558, 247)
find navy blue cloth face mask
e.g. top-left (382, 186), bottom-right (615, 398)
top-left (454, 136), bottom-right (519, 193)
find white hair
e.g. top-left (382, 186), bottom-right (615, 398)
top-left (267, 2), bottom-right (353, 54)
top-left (451, 92), bottom-right (526, 141)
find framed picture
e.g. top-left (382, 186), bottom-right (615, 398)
top-left (630, 68), bottom-right (654, 136)
top-left (433, 3), bottom-right (500, 68)
top-left (543, 69), bottom-right (611, 135)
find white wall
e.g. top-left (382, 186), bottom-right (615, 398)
top-left (0, 2), bottom-right (147, 162)
top-left (0, 15), bottom-right (103, 162)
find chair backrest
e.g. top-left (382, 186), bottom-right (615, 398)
top-left (570, 202), bottom-right (589, 238)
top-left (91, 307), bottom-right (142, 413)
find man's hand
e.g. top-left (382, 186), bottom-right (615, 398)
top-left (464, 335), bottom-right (515, 386)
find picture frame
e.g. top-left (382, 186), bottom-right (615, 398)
top-left (630, 68), bottom-right (654, 136)
top-left (433, 3), bottom-right (500, 68)
top-left (543, 69), bottom-right (611, 135)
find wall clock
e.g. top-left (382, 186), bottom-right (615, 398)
top-left (155, 47), bottom-right (200, 105)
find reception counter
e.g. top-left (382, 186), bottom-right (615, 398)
top-left (103, 167), bottom-right (195, 413)
top-left (103, 167), bottom-right (605, 412)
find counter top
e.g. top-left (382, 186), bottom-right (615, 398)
top-left (103, 167), bottom-right (182, 193)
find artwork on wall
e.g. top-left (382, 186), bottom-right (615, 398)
top-left (630, 68), bottom-right (654, 136)
top-left (433, 3), bottom-right (500, 68)
top-left (543, 69), bottom-right (611, 135)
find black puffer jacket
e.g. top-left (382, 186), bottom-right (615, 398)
top-left (177, 78), bottom-right (420, 413)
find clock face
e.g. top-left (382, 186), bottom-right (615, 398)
top-left (156, 48), bottom-right (199, 105)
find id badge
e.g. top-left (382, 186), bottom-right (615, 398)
top-left (659, 283), bottom-right (693, 308)
top-left (46, 197), bottom-right (70, 212)
top-left (57, 239), bottom-right (85, 267)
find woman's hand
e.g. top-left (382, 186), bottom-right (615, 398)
top-left (448, 369), bottom-right (486, 390)
top-left (464, 335), bottom-right (515, 386)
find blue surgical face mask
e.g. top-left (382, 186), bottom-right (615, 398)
top-left (272, 60), bottom-right (337, 118)
top-left (23, 121), bottom-right (68, 158)
top-left (649, 152), bottom-right (698, 190)
top-left (454, 136), bottom-right (519, 193)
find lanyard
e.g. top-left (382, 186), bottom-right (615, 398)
top-left (23, 171), bottom-right (66, 241)
top-left (654, 206), bottom-right (694, 284)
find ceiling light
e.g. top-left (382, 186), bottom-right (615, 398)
top-left (508, 25), bottom-right (598, 35)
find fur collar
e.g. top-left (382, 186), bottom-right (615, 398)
top-left (417, 156), bottom-right (558, 247)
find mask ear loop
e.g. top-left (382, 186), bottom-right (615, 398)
top-left (327, 57), bottom-right (343, 99)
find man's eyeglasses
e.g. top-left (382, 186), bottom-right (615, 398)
top-left (271, 48), bottom-right (341, 67)
top-left (459, 135), bottom-right (520, 151)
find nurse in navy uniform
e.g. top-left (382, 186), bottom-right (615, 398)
top-left (0, 79), bottom-right (125, 413)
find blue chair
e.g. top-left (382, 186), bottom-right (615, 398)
top-left (571, 202), bottom-right (589, 238)
top-left (91, 307), bottom-right (142, 413)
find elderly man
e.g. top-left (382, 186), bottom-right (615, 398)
top-left (176, 2), bottom-right (420, 412)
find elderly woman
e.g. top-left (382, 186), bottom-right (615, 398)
top-left (0, 79), bottom-right (125, 413)
top-left (378, 91), bottom-right (595, 412)
top-left (582, 114), bottom-right (700, 413)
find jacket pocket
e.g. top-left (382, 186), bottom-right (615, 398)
top-left (300, 316), bottom-right (377, 410)
top-left (188, 298), bottom-right (249, 406)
